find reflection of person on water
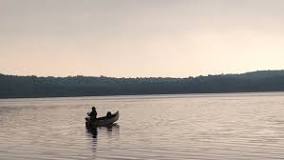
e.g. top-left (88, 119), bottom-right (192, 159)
top-left (89, 106), bottom-right (97, 121)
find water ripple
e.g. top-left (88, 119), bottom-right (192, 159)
top-left (1, 93), bottom-right (284, 159)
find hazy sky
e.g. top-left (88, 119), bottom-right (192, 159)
top-left (1, 0), bottom-right (284, 77)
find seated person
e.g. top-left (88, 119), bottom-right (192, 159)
top-left (106, 111), bottom-right (112, 118)
top-left (89, 106), bottom-right (97, 121)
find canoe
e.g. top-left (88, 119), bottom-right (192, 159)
top-left (86, 111), bottom-right (119, 128)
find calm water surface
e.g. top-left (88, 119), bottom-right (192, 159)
top-left (0, 92), bottom-right (284, 160)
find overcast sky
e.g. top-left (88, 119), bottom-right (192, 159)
top-left (1, 0), bottom-right (284, 77)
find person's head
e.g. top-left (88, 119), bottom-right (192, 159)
top-left (92, 106), bottom-right (96, 111)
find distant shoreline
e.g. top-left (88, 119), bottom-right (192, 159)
top-left (1, 91), bottom-right (284, 100)
top-left (1, 70), bottom-right (284, 99)
top-left (0, 91), bottom-right (251, 99)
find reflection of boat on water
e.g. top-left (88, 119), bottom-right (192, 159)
top-left (86, 123), bottom-right (120, 158)
top-left (86, 123), bottom-right (120, 139)
top-left (87, 127), bottom-right (98, 138)
top-left (85, 111), bottom-right (119, 128)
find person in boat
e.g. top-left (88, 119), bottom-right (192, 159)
top-left (106, 111), bottom-right (112, 118)
top-left (89, 106), bottom-right (97, 121)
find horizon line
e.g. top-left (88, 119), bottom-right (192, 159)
top-left (1, 69), bottom-right (284, 79)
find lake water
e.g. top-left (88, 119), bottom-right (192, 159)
top-left (0, 92), bottom-right (284, 160)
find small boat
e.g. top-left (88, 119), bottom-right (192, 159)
top-left (85, 111), bottom-right (119, 128)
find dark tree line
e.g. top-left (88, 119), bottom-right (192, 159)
top-left (1, 70), bottom-right (284, 98)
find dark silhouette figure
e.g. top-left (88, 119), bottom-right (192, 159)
top-left (89, 106), bottom-right (97, 121)
top-left (106, 111), bottom-right (112, 118)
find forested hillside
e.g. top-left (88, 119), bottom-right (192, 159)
top-left (1, 70), bottom-right (284, 98)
